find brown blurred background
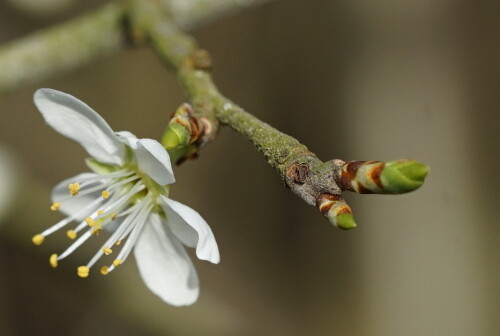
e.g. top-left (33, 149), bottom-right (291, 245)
top-left (0, 0), bottom-right (499, 335)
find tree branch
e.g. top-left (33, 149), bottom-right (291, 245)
top-left (0, 0), bottom-right (429, 229)
top-left (0, 0), bottom-right (275, 95)
top-left (0, 3), bottom-right (126, 95)
top-left (165, 0), bottom-right (275, 30)
top-left (129, 0), bottom-right (429, 229)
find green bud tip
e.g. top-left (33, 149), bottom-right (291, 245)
top-left (380, 160), bottom-right (429, 193)
top-left (336, 213), bottom-right (357, 230)
top-left (161, 123), bottom-right (190, 150)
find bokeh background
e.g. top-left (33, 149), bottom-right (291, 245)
top-left (0, 0), bottom-right (499, 335)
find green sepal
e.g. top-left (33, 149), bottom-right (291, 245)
top-left (380, 160), bottom-right (429, 193)
top-left (161, 123), bottom-right (190, 150)
top-left (336, 213), bottom-right (357, 230)
top-left (167, 144), bottom-right (198, 165)
top-left (85, 158), bottom-right (119, 174)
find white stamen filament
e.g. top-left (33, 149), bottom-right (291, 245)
top-left (69, 176), bottom-right (135, 199)
top-left (57, 230), bottom-right (93, 261)
top-left (115, 200), bottom-right (144, 218)
top-left (56, 182), bottom-right (149, 268)
top-left (85, 197), bottom-right (150, 269)
top-left (116, 203), bottom-right (153, 263)
top-left (35, 136), bottom-right (173, 276)
top-left (76, 170), bottom-right (132, 184)
top-left (66, 182), bottom-right (144, 238)
top-left (106, 202), bottom-right (153, 274)
top-left (116, 196), bottom-right (153, 242)
top-left (72, 219), bottom-right (92, 234)
top-left (57, 173), bottom-right (139, 204)
top-left (64, 188), bottom-right (124, 233)
top-left (40, 197), bottom-right (104, 237)
top-left (98, 181), bottom-right (145, 216)
top-left (87, 191), bottom-right (125, 220)
top-left (106, 174), bottom-right (142, 192)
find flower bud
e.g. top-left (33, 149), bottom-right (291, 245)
top-left (161, 103), bottom-right (204, 151)
top-left (336, 159), bottom-right (429, 194)
top-left (336, 213), bottom-right (357, 230)
top-left (318, 194), bottom-right (357, 230)
top-left (380, 160), bottom-right (429, 193)
top-left (161, 122), bottom-right (191, 150)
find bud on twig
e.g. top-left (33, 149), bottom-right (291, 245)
top-left (161, 103), bottom-right (204, 150)
top-left (335, 160), bottom-right (429, 194)
top-left (380, 160), bottom-right (429, 193)
top-left (162, 122), bottom-right (190, 149)
top-left (317, 194), bottom-right (357, 230)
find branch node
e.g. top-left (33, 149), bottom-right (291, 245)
top-left (188, 49), bottom-right (213, 71)
top-left (286, 163), bottom-right (309, 184)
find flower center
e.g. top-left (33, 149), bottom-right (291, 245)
top-left (32, 160), bottom-right (169, 278)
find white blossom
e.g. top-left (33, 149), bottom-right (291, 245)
top-left (32, 88), bottom-right (219, 306)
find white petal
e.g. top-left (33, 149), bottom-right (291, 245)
top-left (115, 131), bottom-right (138, 147)
top-left (134, 213), bottom-right (199, 306)
top-left (161, 196), bottom-right (220, 264)
top-left (136, 139), bottom-right (175, 185)
top-left (34, 89), bottom-right (124, 164)
top-left (116, 133), bottom-right (175, 186)
top-left (52, 173), bottom-right (102, 219)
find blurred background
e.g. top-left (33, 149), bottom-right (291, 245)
top-left (0, 0), bottom-right (499, 335)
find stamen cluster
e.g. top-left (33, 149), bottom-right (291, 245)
top-left (33, 167), bottom-right (163, 277)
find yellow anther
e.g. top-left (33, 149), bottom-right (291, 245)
top-left (50, 202), bottom-right (61, 211)
top-left (97, 209), bottom-right (104, 215)
top-left (32, 234), bottom-right (45, 246)
top-left (66, 230), bottom-right (77, 240)
top-left (85, 217), bottom-right (95, 227)
top-left (113, 259), bottom-right (122, 267)
top-left (115, 240), bottom-right (122, 246)
top-left (102, 247), bottom-right (112, 255)
top-left (100, 266), bottom-right (109, 275)
top-left (77, 266), bottom-right (90, 278)
top-left (92, 221), bottom-right (103, 235)
top-left (49, 254), bottom-right (58, 268)
top-left (68, 183), bottom-right (80, 196)
top-left (111, 213), bottom-right (117, 221)
top-left (101, 190), bottom-right (110, 199)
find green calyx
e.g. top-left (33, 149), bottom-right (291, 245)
top-left (85, 158), bottom-right (119, 174)
top-left (336, 213), bottom-right (357, 230)
top-left (161, 123), bottom-right (190, 150)
top-left (380, 160), bottom-right (429, 193)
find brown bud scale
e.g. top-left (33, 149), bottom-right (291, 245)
top-left (317, 193), bottom-right (344, 214)
top-left (336, 205), bottom-right (353, 215)
top-left (188, 116), bottom-right (203, 143)
top-left (368, 163), bottom-right (384, 189)
top-left (355, 183), bottom-right (373, 194)
top-left (337, 161), bottom-right (365, 192)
